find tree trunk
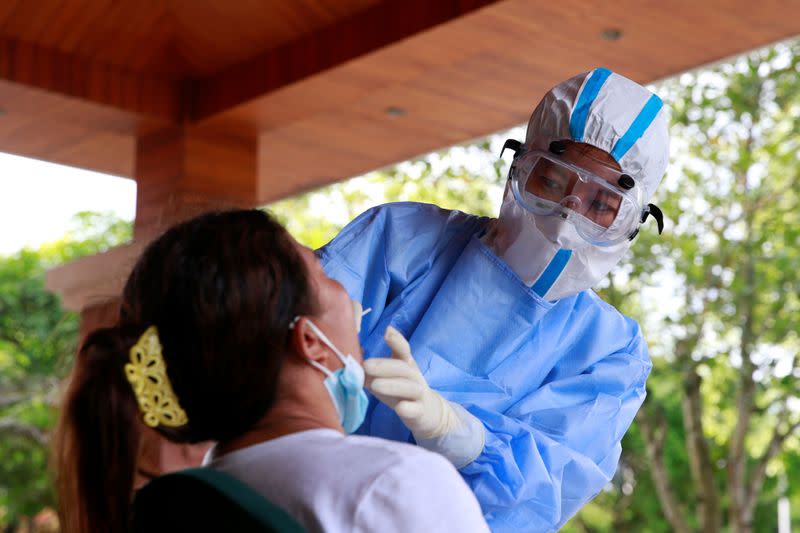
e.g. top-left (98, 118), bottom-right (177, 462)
top-left (682, 366), bottom-right (721, 532)
top-left (728, 209), bottom-right (758, 533)
top-left (727, 352), bottom-right (755, 533)
top-left (638, 410), bottom-right (693, 533)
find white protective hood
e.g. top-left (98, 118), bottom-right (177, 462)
top-left (486, 68), bottom-right (670, 301)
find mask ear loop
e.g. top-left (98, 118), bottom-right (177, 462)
top-left (291, 316), bottom-right (350, 366)
top-left (307, 358), bottom-right (334, 377)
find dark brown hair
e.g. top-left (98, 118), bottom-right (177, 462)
top-left (54, 209), bottom-right (314, 533)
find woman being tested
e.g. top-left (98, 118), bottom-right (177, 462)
top-left (54, 210), bottom-right (488, 533)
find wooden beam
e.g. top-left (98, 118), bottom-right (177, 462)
top-left (0, 35), bottom-right (181, 122)
top-left (0, 111), bottom-right (135, 177)
top-left (0, 37), bottom-right (179, 176)
top-left (219, 0), bottom-right (800, 203)
top-left (191, 0), bottom-right (503, 120)
top-left (46, 242), bottom-right (143, 312)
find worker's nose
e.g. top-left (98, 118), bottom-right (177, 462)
top-left (559, 195), bottom-right (582, 211)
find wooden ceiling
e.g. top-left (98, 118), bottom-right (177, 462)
top-left (2, 0), bottom-right (800, 203)
top-left (0, 0), bottom-right (382, 77)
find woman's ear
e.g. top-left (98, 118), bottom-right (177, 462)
top-left (290, 317), bottom-right (329, 364)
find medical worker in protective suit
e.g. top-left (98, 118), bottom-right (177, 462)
top-left (320, 68), bottom-right (669, 531)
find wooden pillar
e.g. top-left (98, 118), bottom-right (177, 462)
top-left (69, 126), bottom-right (260, 333)
top-left (78, 299), bottom-right (120, 347)
top-left (133, 126), bottom-right (259, 241)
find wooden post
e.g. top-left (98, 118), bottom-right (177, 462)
top-left (133, 126), bottom-right (259, 241)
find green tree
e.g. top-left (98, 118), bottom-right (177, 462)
top-left (0, 212), bottom-right (131, 527)
top-left (268, 138), bottom-right (512, 248)
top-left (606, 42), bottom-right (800, 533)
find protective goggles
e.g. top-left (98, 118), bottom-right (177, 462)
top-left (502, 139), bottom-right (663, 246)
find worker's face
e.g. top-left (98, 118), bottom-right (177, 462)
top-left (293, 240), bottom-right (364, 364)
top-left (524, 145), bottom-right (623, 228)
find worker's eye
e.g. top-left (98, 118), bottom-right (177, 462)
top-left (539, 176), bottom-right (565, 191)
top-left (590, 199), bottom-right (613, 212)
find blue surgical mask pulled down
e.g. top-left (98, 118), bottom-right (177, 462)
top-left (300, 318), bottom-right (369, 434)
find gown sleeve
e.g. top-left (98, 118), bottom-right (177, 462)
top-left (458, 334), bottom-right (651, 532)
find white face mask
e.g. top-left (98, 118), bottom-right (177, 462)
top-left (484, 185), bottom-right (630, 301)
top-left (289, 315), bottom-right (369, 434)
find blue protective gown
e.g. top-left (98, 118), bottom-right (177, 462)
top-left (319, 202), bottom-right (651, 532)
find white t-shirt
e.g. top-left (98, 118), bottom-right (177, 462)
top-left (203, 429), bottom-right (489, 533)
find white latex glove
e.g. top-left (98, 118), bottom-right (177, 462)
top-left (364, 326), bottom-right (459, 439)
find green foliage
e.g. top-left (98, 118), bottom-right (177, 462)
top-left (592, 40), bottom-right (800, 532)
top-left (267, 138), bottom-right (513, 248)
top-left (0, 212), bottom-right (132, 527)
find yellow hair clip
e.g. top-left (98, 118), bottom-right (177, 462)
top-left (125, 326), bottom-right (188, 428)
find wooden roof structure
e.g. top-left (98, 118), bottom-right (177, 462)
top-left (4, 0), bottom-right (794, 314)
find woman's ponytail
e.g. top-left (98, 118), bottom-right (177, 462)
top-left (54, 326), bottom-right (143, 533)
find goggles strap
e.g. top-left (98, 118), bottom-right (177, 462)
top-left (642, 204), bottom-right (664, 234)
top-left (630, 203), bottom-right (665, 240)
top-left (500, 139), bottom-right (522, 159)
